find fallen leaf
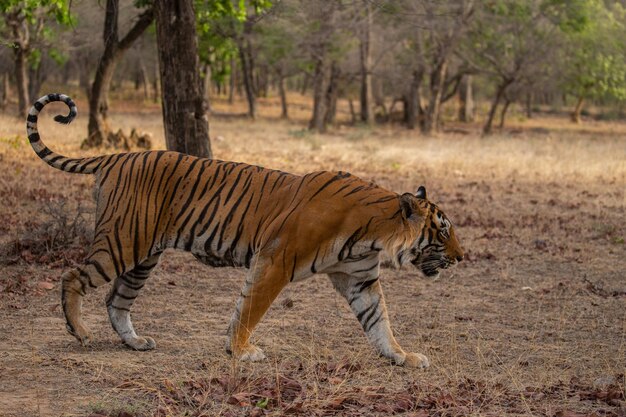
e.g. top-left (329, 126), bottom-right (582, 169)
top-left (38, 281), bottom-right (55, 290)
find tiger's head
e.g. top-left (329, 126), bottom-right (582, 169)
top-left (398, 186), bottom-right (464, 278)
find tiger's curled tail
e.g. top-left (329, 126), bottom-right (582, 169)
top-left (27, 93), bottom-right (104, 174)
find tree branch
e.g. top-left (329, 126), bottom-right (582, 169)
top-left (118, 8), bottom-right (154, 51)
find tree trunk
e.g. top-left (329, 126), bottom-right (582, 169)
top-left (202, 62), bottom-right (212, 112)
top-left (5, 11), bottom-right (30, 118)
top-left (525, 91), bottom-right (533, 118)
top-left (228, 55), bottom-right (236, 104)
top-left (0, 72), bottom-right (9, 110)
top-left (571, 96), bottom-right (584, 123)
top-left (152, 65), bottom-right (159, 103)
top-left (483, 82), bottom-right (509, 135)
top-left (458, 74), bottom-right (474, 122)
top-left (85, 48), bottom-right (118, 147)
top-left (257, 64), bottom-right (269, 98)
top-left (324, 61), bottom-right (340, 125)
top-left (28, 61), bottom-right (46, 103)
top-left (499, 98), bottom-right (511, 129)
top-left (348, 99), bottom-right (357, 124)
top-left (155, 0), bottom-right (212, 158)
top-left (84, 0), bottom-right (154, 148)
top-left (359, 0), bottom-right (373, 124)
top-left (238, 35), bottom-right (256, 118)
top-left (278, 71), bottom-right (288, 119)
top-left (300, 72), bottom-right (309, 95)
top-left (12, 44), bottom-right (29, 118)
top-left (309, 56), bottom-right (329, 132)
top-left (78, 54), bottom-right (91, 98)
top-left (406, 70), bottom-right (423, 130)
top-left (421, 59), bottom-right (447, 134)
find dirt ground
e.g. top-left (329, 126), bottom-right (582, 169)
top-left (0, 96), bottom-right (625, 417)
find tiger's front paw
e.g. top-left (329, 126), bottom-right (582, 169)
top-left (125, 336), bottom-right (156, 351)
top-left (403, 352), bottom-right (430, 369)
top-left (235, 344), bottom-right (266, 362)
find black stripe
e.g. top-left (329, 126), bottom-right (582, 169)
top-left (217, 175), bottom-right (253, 251)
top-left (223, 167), bottom-right (246, 205)
top-left (365, 195), bottom-right (396, 205)
top-left (27, 114), bottom-right (37, 123)
top-left (111, 290), bottom-right (137, 301)
top-left (353, 262), bottom-right (379, 274)
top-left (290, 254), bottom-right (298, 282)
top-left (357, 277), bottom-right (379, 292)
top-left (331, 182), bottom-right (353, 196)
top-left (113, 218), bottom-right (126, 274)
top-left (28, 132), bottom-right (40, 143)
top-left (173, 159), bottom-right (205, 223)
top-left (359, 298), bottom-right (380, 328)
top-left (309, 175), bottom-right (341, 201)
top-left (356, 300), bottom-right (377, 323)
top-left (364, 311), bottom-right (383, 332)
top-left (344, 185), bottom-right (366, 197)
top-left (85, 259), bottom-right (112, 283)
top-left (36, 148), bottom-right (52, 158)
top-left (34, 101), bottom-right (44, 111)
top-left (311, 247), bottom-right (321, 273)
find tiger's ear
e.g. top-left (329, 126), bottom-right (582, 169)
top-left (415, 185), bottom-right (427, 200)
top-left (400, 193), bottom-right (416, 219)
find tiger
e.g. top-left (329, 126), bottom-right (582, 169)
top-left (26, 93), bottom-right (464, 368)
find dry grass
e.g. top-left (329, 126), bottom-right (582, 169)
top-left (0, 95), bottom-right (625, 417)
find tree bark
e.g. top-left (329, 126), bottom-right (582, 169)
top-left (406, 70), bottom-right (424, 130)
top-left (571, 96), bottom-right (584, 123)
top-left (300, 72), bottom-right (309, 95)
top-left (348, 99), bottom-right (357, 124)
top-left (324, 61), bottom-right (340, 125)
top-left (238, 38), bottom-right (256, 119)
top-left (13, 46), bottom-right (29, 117)
top-left (277, 70), bottom-right (288, 119)
top-left (228, 55), bottom-right (236, 104)
top-left (309, 56), bottom-right (329, 132)
top-left (155, 0), bottom-right (212, 158)
top-left (525, 91), bottom-right (533, 118)
top-left (458, 74), bottom-right (474, 122)
top-left (0, 72), bottom-right (9, 110)
top-left (237, 18), bottom-right (256, 119)
top-left (84, 1), bottom-right (154, 148)
top-left (483, 82), bottom-right (510, 135)
top-left (359, 0), bottom-right (373, 124)
top-left (152, 65), bottom-right (159, 103)
top-left (421, 59), bottom-right (448, 134)
top-left (5, 11), bottom-right (29, 117)
top-left (499, 98), bottom-right (511, 129)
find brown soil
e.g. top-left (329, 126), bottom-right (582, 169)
top-left (0, 98), bottom-right (624, 417)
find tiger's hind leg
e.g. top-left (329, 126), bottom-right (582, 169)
top-left (61, 268), bottom-right (95, 346)
top-left (62, 252), bottom-right (124, 346)
top-left (106, 254), bottom-right (161, 351)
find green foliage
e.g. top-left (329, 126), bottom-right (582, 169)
top-left (560, 1), bottom-right (626, 101)
top-left (195, 0), bottom-right (273, 84)
top-left (0, 0), bottom-right (73, 26)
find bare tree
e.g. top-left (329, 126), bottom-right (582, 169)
top-left (83, 0), bottom-right (153, 148)
top-left (359, 0), bottom-right (374, 124)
